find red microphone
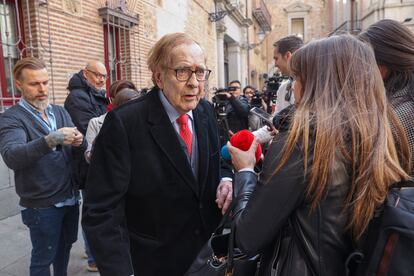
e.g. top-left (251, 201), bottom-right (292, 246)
top-left (229, 130), bottom-right (262, 164)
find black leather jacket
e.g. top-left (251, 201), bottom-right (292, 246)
top-left (233, 130), bottom-right (353, 275)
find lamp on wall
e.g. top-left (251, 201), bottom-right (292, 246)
top-left (208, 1), bottom-right (236, 22)
top-left (248, 31), bottom-right (268, 50)
top-left (208, 9), bottom-right (228, 22)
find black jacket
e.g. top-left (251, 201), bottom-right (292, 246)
top-left (64, 71), bottom-right (109, 135)
top-left (233, 121), bottom-right (353, 275)
top-left (225, 95), bottom-right (249, 134)
top-left (64, 71), bottom-right (109, 188)
top-left (82, 88), bottom-right (222, 276)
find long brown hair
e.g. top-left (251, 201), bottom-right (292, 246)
top-left (358, 19), bottom-right (414, 95)
top-left (276, 35), bottom-right (410, 239)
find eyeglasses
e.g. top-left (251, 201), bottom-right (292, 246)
top-left (86, 69), bottom-right (107, 80)
top-left (167, 67), bottom-right (211, 82)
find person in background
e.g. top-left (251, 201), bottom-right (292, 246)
top-left (85, 88), bottom-right (141, 163)
top-left (65, 61), bottom-right (109, 136)
top-left (359, 19), bottom-right (414, 175)
top-left (244, 85), bottom-right (268, 131)
top-left (64, 60), bottom-right (109, 272)
top-left (106, 79), bottom-right (137, 111)
top-left (0, 57), bottom-right (85, 276)
top-left (273, 35), bottom-right (303, 114)
top-left (223, 80), bottom-right (250, 135)
top-left (227, 35), bottom-right (410, 275)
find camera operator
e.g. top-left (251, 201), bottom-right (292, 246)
top-left (217, 80), bottom-right (249, 138)
top-left (243, 85), bottom-right (254, 102)
top-left (244, 85), bottom-right (267, 131)
top-left (273, 35), bottom-right (303, 114)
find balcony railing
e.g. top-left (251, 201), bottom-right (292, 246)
top-left (329, 20), bottom-right (362, 36)
top-left (253, 0), bottom-right (271, 32)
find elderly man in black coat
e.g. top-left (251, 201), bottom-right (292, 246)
top-left (82, 33), bottom-right (232, 276)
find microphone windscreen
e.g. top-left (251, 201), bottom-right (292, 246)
top-left (230, 130), bottom-right (262, 163)
top-left (221, 145), bottom-right (231, 161)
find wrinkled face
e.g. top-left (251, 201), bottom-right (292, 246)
top-left (273, 47), bottom-right (290, 76)
top-left (155, 43), bottom-right (206, 114)
top-left (84, 63), bottom-right (107, 90)
top-left (292, 78), bottom-right (302, 105)
top-left (16, 68), bottom-right (49, 110)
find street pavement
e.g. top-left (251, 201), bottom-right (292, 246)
top-left (0, 213), bottom-right (99, 276)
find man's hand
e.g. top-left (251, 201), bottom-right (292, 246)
top-left (71, 128), bottom-right (83, 147)
top-left (218, 91), bottom-right (232, 99)
top-left (58, 127), bottom-right (79, 145)
top-left (45, 127), bottom-right (82, 148)
top-left (216, 180), bottom-right (233, 214)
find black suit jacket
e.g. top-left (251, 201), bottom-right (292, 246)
top-left (82, 88), bottom-right (222, 276)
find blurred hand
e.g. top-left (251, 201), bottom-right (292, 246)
top-left (218, 91), bottom-right (232, 99)
top-left (227, 138), bottom-right (258, 172)
top-left (216, 180), bottom-right (232, 214)
top-left (58, 127), bottom-right (78, 145)
top-left (72, 128), bottom-right (83, 147)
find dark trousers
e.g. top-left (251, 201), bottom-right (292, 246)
top-left (21, 204), bottom-right (79, 276)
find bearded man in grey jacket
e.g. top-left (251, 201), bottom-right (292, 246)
top-left (0, 57), bottom-right (85, 276)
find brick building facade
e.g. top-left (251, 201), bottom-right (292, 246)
top-left (0, 0), bottom-right (274, 217)
top-left (0, 0), bottom-right (222, 110)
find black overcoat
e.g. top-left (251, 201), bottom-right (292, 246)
top-left (82, 88), bottom-right (222, 276)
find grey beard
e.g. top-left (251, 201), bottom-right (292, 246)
top-left (30, 99), bottom-right (50, 111)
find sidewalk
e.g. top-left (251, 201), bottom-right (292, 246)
top-left (0, 213), bottom-right (99, 276)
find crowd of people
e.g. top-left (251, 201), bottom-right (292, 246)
top-left (0, 18), bottom-right (413, 276)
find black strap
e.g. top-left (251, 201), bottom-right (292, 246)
top-left (226, 219), bottom-right (236, 275)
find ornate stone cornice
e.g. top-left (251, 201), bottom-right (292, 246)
top-left (283, 1), bottom-right (312, 13)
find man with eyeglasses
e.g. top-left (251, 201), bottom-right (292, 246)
top-left (82, 33), bottom-right (231, 276)
top-left (64, 60), bottom-right (109, 272)
top-left (65, 61), bottom-right (109, 136)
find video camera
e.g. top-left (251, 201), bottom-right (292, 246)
top-left (263, 73), bottom-right (289, 113)
top-left (211, 86), bottom-right (238, 116)
top-left (250, 91), bottom-right (264, 108)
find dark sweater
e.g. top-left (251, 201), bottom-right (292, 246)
top-left (0, 104), bottom-right (80, 208)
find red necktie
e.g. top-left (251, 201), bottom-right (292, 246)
top-left (177, 114), bottom-right (192, 156)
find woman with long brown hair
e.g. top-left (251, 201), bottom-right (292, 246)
top-left (227, 35), bottom-right (410, 275)
top-left (359, 19), bottom-right (414, 175)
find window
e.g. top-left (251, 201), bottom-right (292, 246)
top-left (103, 25), bottom-right (121, 91)
top-left (224, 41), bottom-right (229, 86)
top-left (291, 17), bottom-right (304, 39)
top-left (0, 0), bottom-right (23, 108)
top-left (99, 4), bottom-right (139, 91)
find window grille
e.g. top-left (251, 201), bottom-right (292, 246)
top-left (0, 0), bottom-right (54, 112)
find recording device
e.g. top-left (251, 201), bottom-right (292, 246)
top-left (211, 86), bottom-right (239, 144)
top-left (250, 107), bottom-right (273, 128)
top-left (263, 73), bottom-right (289, 113)
top-left (250, 91), bottom-right (264, 108)
top-left (212, 86), bottom-right (238, 109)
top-left (220, 130), bottom-right (262, 164)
